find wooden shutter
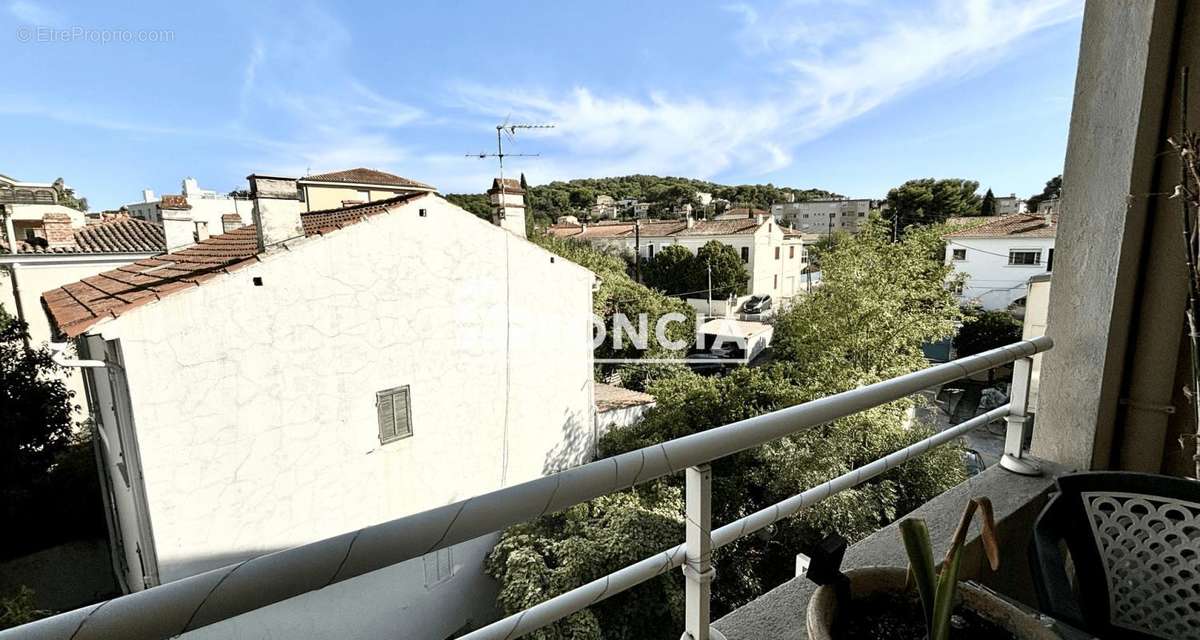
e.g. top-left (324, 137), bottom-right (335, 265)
top-left (376, 386), bottom-right (412, 444)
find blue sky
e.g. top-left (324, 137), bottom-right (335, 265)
top-left (0, 0), bottom-right (1083, 210)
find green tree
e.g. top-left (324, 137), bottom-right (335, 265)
top-left (772, 220), bottom-right (961, 386)
top-left (1025, 175), bottom-right (1062, 212)
top-left (642, 245), bottom-right (697, 295)
top-left (486, 483), bottom-right (686, 640)
top-left (52, 178), bottom-right (88, 212)
top-left (883, 178), bottom-right (981, 231)
top-left (489, 218), bottom-right (968, 636)
top-left (954, 309), bottom-right (1022, 358)
top-left (695, 241), bottom-right (749, 298)
top-left (980, 188), bottom-right (996, 216)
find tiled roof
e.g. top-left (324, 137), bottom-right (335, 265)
top-left (714, 207), bottom-right (769, 220)
top-left (943, 213), bottom-right (1058, 239)
top-left (43, 193), bottom-right (429, 338)
top-left (489, 178), bottom-right (524, 194)
top-left (594, 383), bottom-right (655, 412)
top-left (676, 219), bottom-right (761, 236)
top-left (3, 218), bottom-right (165, 255)
top-left (301, 168), bottom-right (434, 191)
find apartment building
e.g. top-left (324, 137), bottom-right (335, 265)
top-left (771, 198), bottom-right (873, 234)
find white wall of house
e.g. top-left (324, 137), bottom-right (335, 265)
top-left (771, 199), bottom-right (870, 234)
top-left (83, 196), bottom-right (595, 636)
top-left (945, 236), bottom-right (1054, 310)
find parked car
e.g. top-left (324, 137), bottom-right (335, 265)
top-left (687, 347), bottom-right (738, 375)
top-left (742, 295), bottom-right (772, 314)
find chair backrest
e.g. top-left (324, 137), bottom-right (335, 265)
top-left (1031, 471), bottom-right (1200, 640)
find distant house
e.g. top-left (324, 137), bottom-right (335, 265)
top-left (297, 167), bottom-right (436, 211)
top-left (770, 198), bottom-right (873, 234)
top-left (591, 194), bottom-right (618, 219)
top-left (594, 382), bottom-right (655, 440)
top-left (993, 193), bottom-right (1025, 215)
top-left (943, 212), bottom-right (1057, 310)
top-left (41, 183), bottom-right (595, 639)
top-left (548, 210), bottom-right (810, 300)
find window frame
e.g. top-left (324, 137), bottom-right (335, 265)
top-left (951, 248), bottom-right (967, 261)
top-left (376, 385), bottom-right (413, 445)
top-left (1007, 249), bottom-right (1042, 267)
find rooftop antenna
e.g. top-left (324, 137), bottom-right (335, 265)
top-left (467, 117), bottom-right (555, 218)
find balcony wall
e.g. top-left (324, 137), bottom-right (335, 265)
top-left (714, 461), bottom-right (1067, 640)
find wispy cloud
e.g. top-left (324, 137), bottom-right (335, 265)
top-left (7, 0), bottom-right (60, 25)
top-left (454, 0), bottom-right (1081, 185)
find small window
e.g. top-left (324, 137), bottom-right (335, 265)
top-left (773, 274), bottom-right (778, 288)
top-left (789, 246), bottom-right (795, 259)
top-left (1008, 250), bottom-right (1041, 266)
top-left (1046, 248), bottom-right (1054, 271)
top-left (740, 247), bottom-right (749, 262)
top-left (376, 385), bottom-right (413, 444)
top-left (858, 212), bottom-right (865, 217)
top-left (423, 546), bottom-right (454, 587)
top-left (952, 248), bottom-right (966, 261)
top-left (648, 244), bottom-right (655, 259)
top-left (774, 247), bottom-right (780, 260)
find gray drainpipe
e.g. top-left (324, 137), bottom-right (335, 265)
top-left (2, 207), bottom-right (30, 349)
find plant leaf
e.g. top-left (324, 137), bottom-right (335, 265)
top-left (900, 518), bottom-right (936, 629)
top-left (974, 497), bottom-right (1001, 571)
top-left (943, 498), bottom-right (978, 567)
top-left (931, 546), bottom-right (964, 640)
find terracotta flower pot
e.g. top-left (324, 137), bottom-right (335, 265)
top-left (806, 567), bottom-right (1058, 640)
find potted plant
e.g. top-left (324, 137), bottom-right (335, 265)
top-left (806, 498), bottom-right (1057, 639)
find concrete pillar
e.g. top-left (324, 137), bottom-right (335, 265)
top-left (1031, 0), bottom-right (1181, 470)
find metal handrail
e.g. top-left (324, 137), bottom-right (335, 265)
top-left (4, 337), bottom-right (1051, 640)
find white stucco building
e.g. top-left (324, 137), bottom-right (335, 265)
top-left (943, 212), bottom-right (1057, 310)
top-left (43, 190), bottom-right (596, 639)
top-left (770, 198), bottom-right (873, 234)
top-left (547, 212), bottom-right (811, 299)
top-left (126, 177), bottom-right (251, 235)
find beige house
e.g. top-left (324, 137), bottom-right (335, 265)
top-left (296, 167), bottom-right (436, 211)
top-left (549, 211), bottom-right (811, 299)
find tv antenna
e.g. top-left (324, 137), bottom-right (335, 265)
top-left (467, 116), bottom-right (555, 196)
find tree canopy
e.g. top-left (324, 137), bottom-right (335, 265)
top-left (1025, 175), bottom-right (1062, 212)
top-left (954, 308), bottom-right (1023, 359)
top-left (642, 241), bottom-right (749, 299)
top-left (980, 188), bottom-right (996, 216)
top-left (882, 178), bottom-right (982, 230)
top-left (488, 218), bottom-right (968, 638)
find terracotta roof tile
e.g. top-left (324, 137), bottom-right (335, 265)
top-left (300, 168), bottom-right (434, 191)
top-left (3, 218), bottom-right (165, 255)
top-left (546, 217), bottom-right (763, 240)
top-left (943, 213), bottom-right (1058, 239)
top-left (43, 193), bottom-right (429, 338)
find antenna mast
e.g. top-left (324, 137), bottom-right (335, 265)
top-left (467, 119), bottom-right (555, 219)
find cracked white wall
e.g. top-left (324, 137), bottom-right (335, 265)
top-left (91, 196), bottom-right (594, 637)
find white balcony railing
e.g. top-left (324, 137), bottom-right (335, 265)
top-left (3, 337), bottom-right (1052, 640)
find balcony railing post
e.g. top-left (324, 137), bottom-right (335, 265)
top-left (1000, 355), bottom-right (1041, 476)
top-left (682, 464), bottom-right (724, 640)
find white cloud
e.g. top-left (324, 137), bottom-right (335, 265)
top-left (7, 0), bottom-right (59, 25)
top-left (453, 0), bottom-right (1082, 186)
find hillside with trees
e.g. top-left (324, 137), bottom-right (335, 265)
top-left (446, 174), bottom-right (840, 226)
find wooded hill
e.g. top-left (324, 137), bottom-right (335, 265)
top-left (445, 174), bottom-right (840, 225)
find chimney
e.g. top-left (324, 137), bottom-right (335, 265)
top-left (247, 175), bottom-right (304, 250)
top-left (142, 189), bottom-right (156, 203)
top-left (162, 214), bottom-right (196, 252)
top-left (195, 220), bottom-right (210, 243)
top-left (222, 213), bottom-right (242, 234)
top-left (41, 212), bottom-right (75, 249)
top-left (487, 178), bottom-right (527, 239)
